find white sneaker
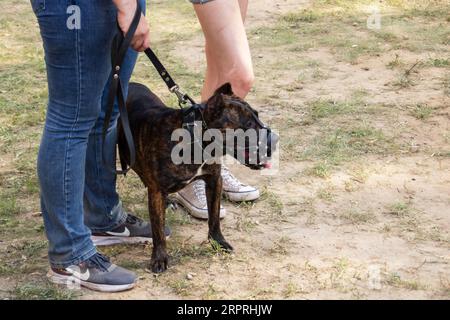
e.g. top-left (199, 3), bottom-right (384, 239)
top-left (221, 166), bottom-right (260, 202)
top-left (169, 180), bottom-right (226, 220)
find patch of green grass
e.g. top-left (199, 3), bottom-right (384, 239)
top-left (0, 194), bottom-right (20, 217)
top-left (325, 36), bottom-right (382, 64)
top-left (301, 125), bottom-right (394, 165)
top-left (281, 9), bottom-right (321, 24)
top-left (166, 206), bottom-right (193, 227)
top-left (374, 31), bottom-right (398, 43)
top-left (21, 240), bottom-right (47, 258)
top-left (382, 202), bottom-right (447, 243)
top-left (429, 58), bottom-right (450, 68)
top-left (403, 6), bottom-right (450, 20)
top-left (202, 284), bottom-right (220, 300)
top-left (392, 73), bottom-right (415, 89)
top-left (268, 236), bottom-right (293, 256)
top-left (24, 174), bottom-right (40, 194)
top-left (98, 244), bottom-right (138, 258)
top-left (308, 99), bottom-right (358, 120)
top-left (348, 166), bottom-right (369, 183)
top-left (283, 282), bottom-right (302, 298)
top-left (384, 272), bottom-right (423, 290)
top-left (118, 259), bottom-right (144, 270)
top-left (250, 26), bottom-right (298, 47)
top-left (304, 93), bottom-right (371, 123)
top-left (306, 162), bottom-right (331, 179)
top-left (0, 238), bottom-right (48, 276)
top-left (234, 206), bottom-right (259, 232)
top-left (332, 258), bottom-right (349, 275)
top-left (339, 209), bottom-right (375, 224)
top-left (13, 282), bottom-right (78, 300)
top-left (168, 242), bottom-right (219, 265)
top-left (317, 187), bottom-right (335, 201)
top-left (351, 88), bottom-right (369, 101)
top-left (387, 54), bottom-right (403, 69)
top-left (386, 202), bottom-right (411, 216)
top-left (311, 67), bottom-right (328, 80)
top-left (410, 104), bottom-right (433, 120)
top-left (260, 189), bottom-right (284, 218)
top-left (209, 239), bottom-right (225, 254)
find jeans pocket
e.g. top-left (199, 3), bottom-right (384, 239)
top-left (30, 0), bottom-right (46, 15)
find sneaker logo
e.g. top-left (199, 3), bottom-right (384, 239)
top-left (66, 266), bottom-right (90, 281)
top-left (106, 226), bottom-right (130, 237)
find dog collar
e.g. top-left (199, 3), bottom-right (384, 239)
top-left (182, 103), bottom-right (207, 132)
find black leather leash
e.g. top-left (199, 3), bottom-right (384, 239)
top-left (102, 1), bottom-right (142, 175)
top-left (103, 1), bottom-right (206, 175)
top-left (143, 48), bottom-right (207, 133)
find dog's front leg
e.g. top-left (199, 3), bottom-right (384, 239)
top-left (147, 187), bottom-right (169, 273)
top-left (204, 174), bottom-right (233, 251)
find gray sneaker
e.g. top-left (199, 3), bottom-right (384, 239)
top-left (91, 214), bottom-right (171, 246)
top-left (222, 166), bottom-right (260, 202)
top-left (169, 180), bottom-right (226, 220)
top-left (47, 253), bottom-right (136, 292)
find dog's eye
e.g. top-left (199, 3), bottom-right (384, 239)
top-left (245, 120), bottom-right (254, 128)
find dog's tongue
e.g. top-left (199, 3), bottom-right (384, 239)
top-left (264, 162), bottom-right (272, 169)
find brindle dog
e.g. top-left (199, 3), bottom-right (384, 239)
top-left (118, 82), bottom-right (276, 273)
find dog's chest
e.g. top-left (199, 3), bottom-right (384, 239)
top-left (164, 165), bottom-right (208, 193)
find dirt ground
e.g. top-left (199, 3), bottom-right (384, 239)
top-left (0, 0), bottom-right (449, 299)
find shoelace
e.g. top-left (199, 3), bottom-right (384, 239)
top-left (192, 180), bottom-right (207, 204)
top-left (86, 253), bottom-right (111, 272)
top-left (126, 213), bottom-right (143, 226)
top-left (221, 166), bottom-right (243, 189)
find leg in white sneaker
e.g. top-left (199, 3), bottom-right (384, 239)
top-left (221, 166), bottom-right (260, 202)
top-left (169, 180), bottom-right (226, 220)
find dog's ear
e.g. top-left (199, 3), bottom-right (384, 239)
top-left (214, 82), bottom-right (233, 96)
top-left (204, 86), bottom-right (229, 122)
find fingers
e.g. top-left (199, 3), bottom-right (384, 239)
top-left (139, 32), bottom-right (150, 51)
top-left (131, 37), bottom-right (144, 52)
top-left (130, 14), bottom-right (150, 52)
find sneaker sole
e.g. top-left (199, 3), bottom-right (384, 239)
top-left (223, 189), bottom-right (260, 202)
top-left (168, 193), bottom-right (226, 220)
top-left (47, 269), bottom-right (135, 293)
top-left (91, 235), bottom-right (170, 247)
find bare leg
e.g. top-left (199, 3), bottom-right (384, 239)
top-left (193, 0), bottom-right (254, 100)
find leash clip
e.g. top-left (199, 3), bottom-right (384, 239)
top-left (170, 85), bottom-right (189, 107)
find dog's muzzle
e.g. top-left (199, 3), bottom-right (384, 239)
top-left (228, 123), bottom-right (279, 170)
top-left (245, 126), bottom-right (279, 170)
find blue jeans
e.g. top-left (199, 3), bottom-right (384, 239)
top-left (32, 0), bottom-right (146, 268)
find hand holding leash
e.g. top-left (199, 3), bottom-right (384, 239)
top-left (114, 0), bottom-right (149, 51)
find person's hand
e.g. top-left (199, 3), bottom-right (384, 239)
top-left (113, 0), bottom-right (150, 52)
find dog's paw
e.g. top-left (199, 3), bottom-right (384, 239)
top-left (219, 240), bottom-right (234, 252)
top-left (150, 253), bottom-right (169, 273)
top-left (210, 238), bottom-right (234, 252)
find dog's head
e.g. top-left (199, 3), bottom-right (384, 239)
top-left (203, 83), bottom-right (279, 170)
